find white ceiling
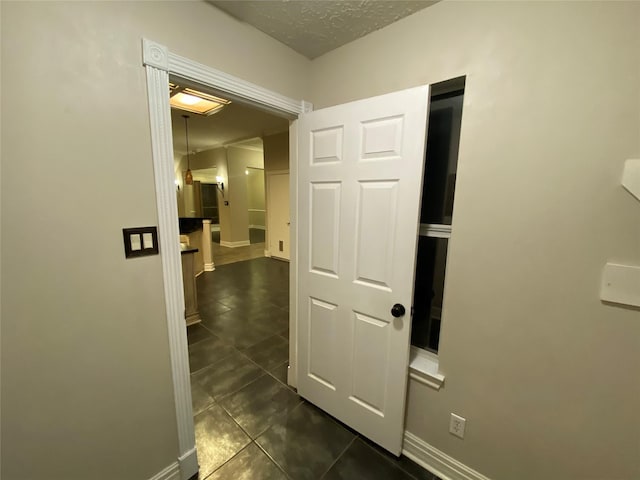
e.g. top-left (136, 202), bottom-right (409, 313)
top-left (209, 0), bottom-right (438, 59)
top-left (171, 101), bottom-right (288, 156)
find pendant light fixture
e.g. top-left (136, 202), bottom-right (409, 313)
top-left (183, 115), bottom-right (193, 185)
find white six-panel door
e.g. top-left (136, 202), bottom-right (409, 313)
top-left (297, 86), bottom-right (430, 455)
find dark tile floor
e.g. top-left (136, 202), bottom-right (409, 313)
top-left (188, 257), bottom-right (440, 480)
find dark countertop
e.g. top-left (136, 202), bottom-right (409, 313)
top-left (180, 244), bottom-right (199, 255)
top-left (179, 217), bottom-right (214, 234)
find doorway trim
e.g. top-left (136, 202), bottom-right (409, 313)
top-left (142, 38), bottom-right (309, 480)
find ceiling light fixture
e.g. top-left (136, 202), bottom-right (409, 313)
top-left (177, 93), bottom-right (200, 106)
top-left (183, 115), bottom-right (193, 186)
top-left (170, 85), bottom-right (231, 116)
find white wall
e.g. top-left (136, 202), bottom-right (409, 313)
top-left (310, 2), bottom-right (640, 479)
top-left (0, 1), bottom-right (309, 479)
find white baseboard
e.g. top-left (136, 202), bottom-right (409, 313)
top-left (220, 240), bottom-right (250, 248)
top-left (402, 431), bottom-right (491, 480)
top-left (249, 224), bottom-right (266, 230)
top-left (204, 262), bottom-right (215, 272)
top-left (148, 462), bottom-right (180, 480)
top-left (264, 249), bottom-right (271, 257)
top-left (179, 447), bottom-right (199, 480)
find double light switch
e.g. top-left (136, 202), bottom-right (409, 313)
top-left (123, 226), bottom-right (159, 258)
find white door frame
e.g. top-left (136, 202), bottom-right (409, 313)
top-left (141, 38), bottom-right (310, 480)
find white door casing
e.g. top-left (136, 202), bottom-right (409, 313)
top-left (142, 38), bottom-right (309, 479)
top-left (297, 86), bottom-right (430, 455)
top-left (267, 171), bottom-right (291, 260)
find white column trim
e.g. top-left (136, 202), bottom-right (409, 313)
top-left (201, 219), bottom-right (215, 272)
top-left (143, 38), bottom-right (308, 478)
top-left (167, 51), bottom-right (311, 118)
top-left (143, 38), bottom-right (169, 71)
top-left (288, 124), bottom-right (298, 388)
top-left (178, 447), bottom-right (198, 480)
top-left (145, 62), bottom-right (197, 480)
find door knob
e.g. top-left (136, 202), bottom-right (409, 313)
top-left (391, 304), bottom-right (406, 318)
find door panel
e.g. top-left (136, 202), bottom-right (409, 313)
top-left (350, 311), bottom-right (390, 416)
top-left (354, 180), bottom-right (398, 289)
top-left (310, 182), bottom-right (341, 276)
top-left (308, 297), bottom-right (339, 390)
top-left (297, 86), bottom-right (430, 455)
top-left (311, 127), bottom-right (343, 163)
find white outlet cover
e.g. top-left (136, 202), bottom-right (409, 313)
top-left (449, 413), bottom-right (466, 439)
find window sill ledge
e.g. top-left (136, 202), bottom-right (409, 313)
top-left (408, 347), bottom-right (445, 390)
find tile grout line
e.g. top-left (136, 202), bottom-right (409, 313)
top-left (205, 346), bottom-right (302, 439)
top-left (192, 258), bottom-right (302, 479)
top-left (216, 375), bottom-right (303, 441)
top-left (318, 434), bottom-right (358, 480)
top-left (253, 439), bottom-right (296, 480)
top-left (201, 441), bottom-right (254, 480)
top-left (358, 437), bottom-right (430, 480)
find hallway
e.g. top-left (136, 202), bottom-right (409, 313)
top-left (188, 257), bottom-right (439, 480)
top-left (210, 227), bottom-right (267, 266)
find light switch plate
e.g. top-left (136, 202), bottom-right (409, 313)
top-left (601, 262), bottom-right (640, 307)
top-left (123, 227), bottom-right (159, 258)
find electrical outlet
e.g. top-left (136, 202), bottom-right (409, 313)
top-left (449, 413), bottom-right (466, 439)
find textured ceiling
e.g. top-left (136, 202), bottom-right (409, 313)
top-left (171, 102), bottom-right (288, 157)
top-left (209, 0), bottom-right (438, 59)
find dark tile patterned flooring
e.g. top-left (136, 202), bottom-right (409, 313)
top-left (189, 257), bottom-right (440, 480)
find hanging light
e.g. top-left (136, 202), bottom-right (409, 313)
top-left (183, 115), bottom-right (193, 185)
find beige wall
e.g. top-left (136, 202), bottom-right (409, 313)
top-left (310, 2), bottom-right (640, 479)
top-left (263, 132), bottom-right (290, 254)
top-left (188, 146), bottom-right (264, 243)
top-left (226, 146), bottom-right (264, 243)
top-left (0, 2), bottom-right (309, 479)
top-left (247, 168), bottom-right (266, 228)
top-left (3, 1), bottom-right (639, 479)
top-left (263, 132), bottom-right (290, 172)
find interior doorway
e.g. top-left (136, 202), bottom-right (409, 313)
top-left (167, 74), bottom-right (300, 476)
top-left (170, 84), bottom-right (289, 269)
top-left (145, 40), bottom-right (441, 480)
top-left (143, 39), bottom-right (306, 478)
